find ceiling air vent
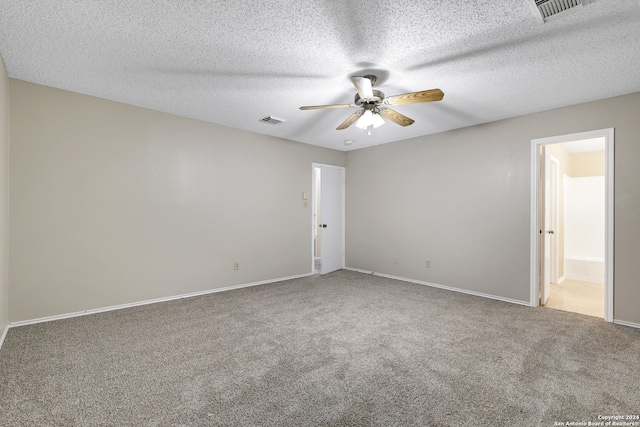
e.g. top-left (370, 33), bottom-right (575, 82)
top-left (530, 0), bottom-right (596, 23)
top-left (259, 116), bottom-right (286, 125)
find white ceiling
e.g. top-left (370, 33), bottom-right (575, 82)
top-left (1, 0), bottom-right (639, 152)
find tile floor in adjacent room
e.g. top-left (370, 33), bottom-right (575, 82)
top-left (545, 279), bottom-right (604, 318)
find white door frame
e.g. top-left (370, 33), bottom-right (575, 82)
top-left (541, 150), bottom-right (560, 306)
top-left (311, 163), bottom-right (345, 274)
top-left (548, 154), bottom-right (560, 285)
top-left (530, 128), bottom-right (614, 322)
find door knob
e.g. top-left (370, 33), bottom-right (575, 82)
top-left (546, 230), bottom-right (555, 234)
top-left (320, 224), bottom-right (327, 228)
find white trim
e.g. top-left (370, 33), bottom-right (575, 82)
top-left (604, 129), bottom-right (615, 322)
top-left (530, 139), bottom-right (539, 307)
top-left (549, 154), bottom-right (560, 285)
top-left (613, 320), bottom-right (640, 330)
top-left (530, 128), bottom-right (614, 320)
top-left (0, 324), bottom-right (8, 350)
top-left (341, 167), bottom-right (346, 271)
top-left (8, 273), bottom-right (314, 328)
top-left (564, 274), bottom-right (604, 284)
top-left (344, 267), bottom-right (531, 307)
top-left (311, 165), bottom-right (319, 274)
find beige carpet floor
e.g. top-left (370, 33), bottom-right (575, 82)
top-left (1, 270), bottom-right (639, 426)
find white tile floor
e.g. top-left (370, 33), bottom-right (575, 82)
top-left (545, 279), bottom-right (604, 318)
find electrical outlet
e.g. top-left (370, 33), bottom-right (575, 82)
top-left (234, 261), bottom-right (240, 270)
top-left (394, 256), bottom-right (399, 264)
top-left (425, 259), bottom-right (431, 268)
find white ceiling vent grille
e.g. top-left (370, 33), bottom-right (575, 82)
top-left (530, 0), bottom-right (596, 23)
top-left (259, 116), bottom-right (287, 125)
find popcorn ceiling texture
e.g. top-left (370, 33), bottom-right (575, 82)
top-left (1, 0), bottom-right (640, 150)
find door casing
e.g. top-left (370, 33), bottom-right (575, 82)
top-left (530, 128), bottom-right (614, 321)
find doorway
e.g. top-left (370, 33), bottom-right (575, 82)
top-left (312, 164), bottom-right (345, 275)
top-left (530, 129), bottom-right (614, 321)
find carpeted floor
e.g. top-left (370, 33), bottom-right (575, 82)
top-left (1, 270), bottom-right (639, 426)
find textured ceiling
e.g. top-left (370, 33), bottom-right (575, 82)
top-left (1, 0), bottom-right (640, 151)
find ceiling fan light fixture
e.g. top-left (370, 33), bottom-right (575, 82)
top-left (371, 111), bottom-right (385, 128)
top-left (355, 110), bottom-right (373, 129)
top-left (355, 109), bottom-right (384, 130)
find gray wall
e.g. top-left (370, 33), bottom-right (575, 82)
top-left (346, 92), bottom-right (640, 325)
top-left (0, 54), bottom-right (8, 337)
top-left (7, 78), bottom-right (640, 326)
top-left (9, 80), bottom-right (345, 322)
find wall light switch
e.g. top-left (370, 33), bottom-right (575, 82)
top-left (302, 192), bottom-right (309, 200)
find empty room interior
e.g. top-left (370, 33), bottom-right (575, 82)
top-left (1, 1), bottom-right (640, 425)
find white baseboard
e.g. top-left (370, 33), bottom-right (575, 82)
top-left (0, 324), bottom-right (8, 351)
top-left (9, 272), bottom-right (314, 328)
top-left (557, 275), bottom-right (567, 284)
top-left (613, 319), bottom-right (640, 330)
top-left (7, 268), bottom-right (632, 337)
top-left (345, 267), bottom-right (531, 307)
top-left (565, 274), bottom-right (604, 284)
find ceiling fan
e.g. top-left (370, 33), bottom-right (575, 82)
top-left (299, 75), bottom-right (444, 133)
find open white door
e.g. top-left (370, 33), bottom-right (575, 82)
top-left (314, 164), bottom-right (345, 275)
top-left (540, 146), bottom-right (554, 306)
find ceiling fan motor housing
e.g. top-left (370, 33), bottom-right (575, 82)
top-left (354, 90), bottom-right (385, 107)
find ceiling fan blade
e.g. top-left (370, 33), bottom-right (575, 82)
top-left (336, 110), bottom-right (364, 130)
top-left (385, 89), bottom-right (444, 106)
top-left (379, 108), bottom-right (415, 127)
top-left (300, 103), bottom-right (355, 110)
top-left (351, 76), bottom-right (374, 99)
